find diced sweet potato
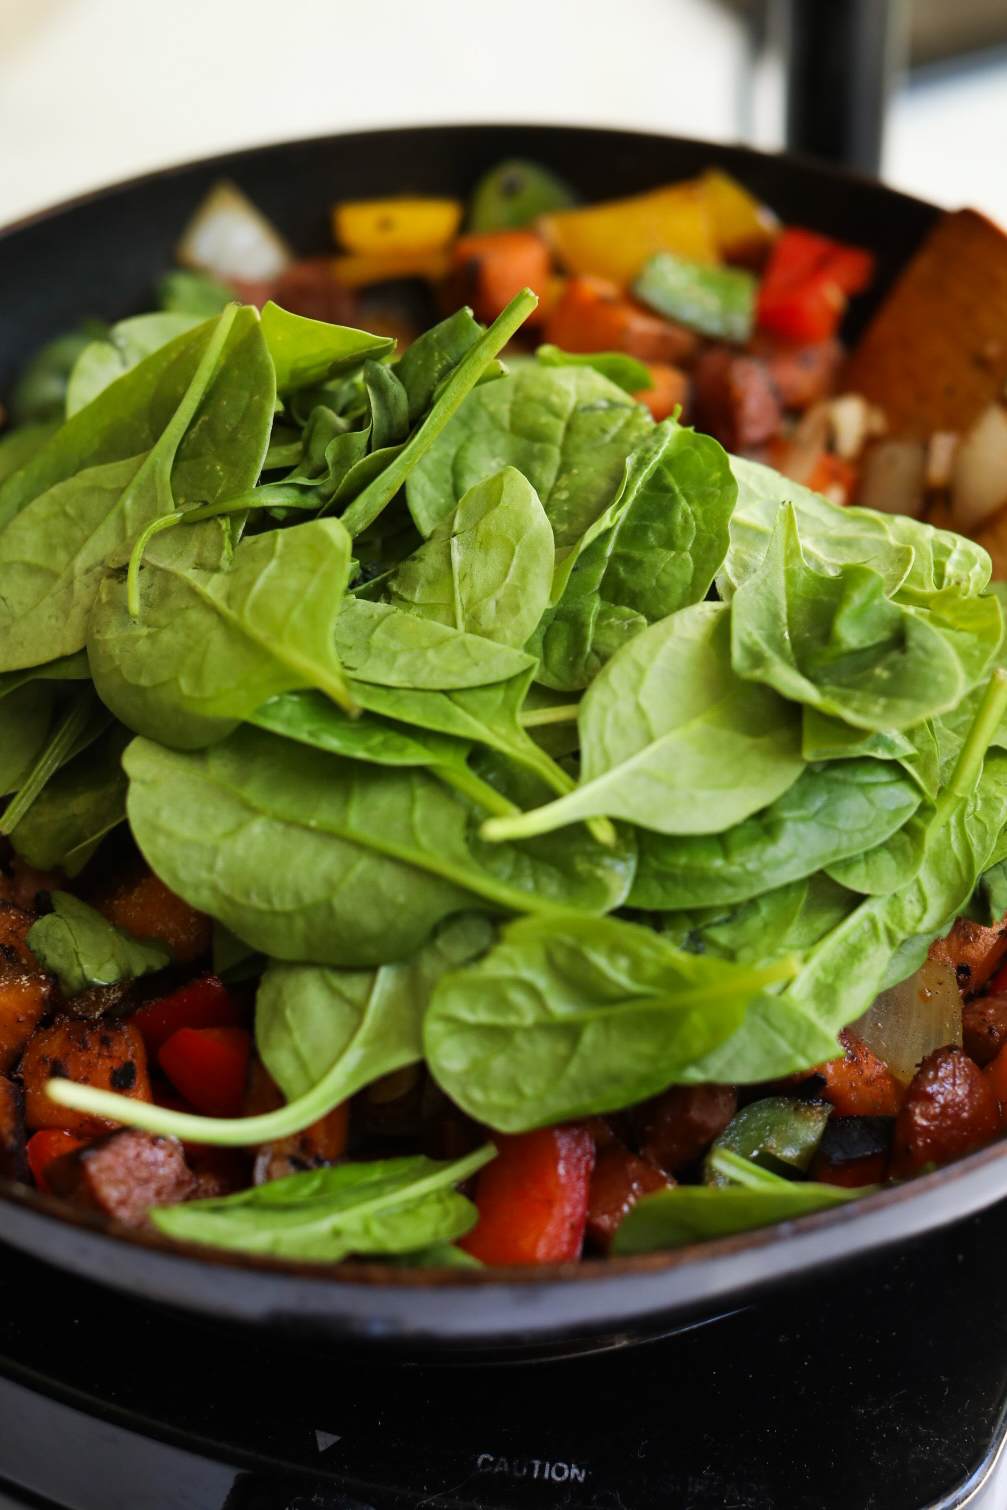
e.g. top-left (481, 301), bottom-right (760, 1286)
top-left (0, 902), bottom-right (52, 1075)
top-left (0, 1075), bottom-right (27, 1182)
top-left (448, 229), bottom-right (552, 325)
top-left (92, 868), bottom-right (211, 963)
top-left (0, 853), bottom-right (63, 913)
top-left (636, 1085), bottom-right (737, 1176)
top-left (21, 1016), bottom-right (151, 1136)
top-left (45, 1128), bottom-right (195, 1227)
top-left (634, 363), bottom-right (690, 422)
top-left (543, 276), bottom-right (699, 365)
top-left (814, 1029), bottom-right (906, 1117)
top-left (586, 1143), bottom-right (672, 1252)
top-left (929, 916), bottom-right (1007, 995)
top-left (244, 1061), bottom-right (348, 1184)
top-left (891, 1045), bottom-right (1000, 1178)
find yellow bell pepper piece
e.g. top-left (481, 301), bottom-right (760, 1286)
top-left (539, 181), bottom-right (718, 287)
top-left (700, 170), bottom-right (780, 262)
top-left (333, 198), bottom-right (462, 255)
top-left (330, 248), bottom-right (451, 288)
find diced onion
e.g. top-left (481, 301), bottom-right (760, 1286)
top-left (176, 180), bottom-right (293, 283)
top-left (828, 393), bottom-right (873, 461)
top-left (851, 958), bottom-right (962, 1085)
top-left (926, 430), bottom-right (959, 491)
top-left (856, 438), bottom-right (927, 518)
top-left (950, 402), bottom-right (1007, 532)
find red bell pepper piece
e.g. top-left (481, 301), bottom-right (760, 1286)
top-left (460, 1125), bottom-right (595, 1265)
top-left (158, 1026), bottom-right (251, 1119)
top-left (132, 976), bottom-right (240, 1054)
top-left (27, 1129), bottom-right (87, 1193)
top-left (757, 226), bottom-right (875, 344)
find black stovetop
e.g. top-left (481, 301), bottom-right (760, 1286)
top-left (0, 1202), bottom-right (1005, 1510)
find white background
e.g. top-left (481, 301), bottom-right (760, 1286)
top-left (1, 0), bottom-right (1005, 229)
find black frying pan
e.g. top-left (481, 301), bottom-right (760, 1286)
top-left (3, 124), bottom-right (999, 1360)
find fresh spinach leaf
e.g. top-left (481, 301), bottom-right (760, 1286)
top-left (483, 602), bottom-right (804, 842)
top-left (386, 467), bottom-right (554, 648)
top-left (629, 758), bottom-right (921, 910)
top-left (149, 1147), bottom-right (493, 1261)
top-left (406, 360), bottom-right (654, 545)
top-left (257, 914), bottom-right (495, 1103)
top-left (333, 598), bottom-right (535, 690)
top-left (0, 306), bottom-right (274, 666)
top-left (665, 874), bottom-right (856, 966)
top-left (801, 708), bottom-right (940, 801)
top-left (89, 515), bottom-right (356, 747)
top-left (9, 326), bottom-right (103, 426)
top-left (26, 889), bottom-right (171, 996)
top-left (535, 344), bottom-right (653, 394)
top-left (66, 312), bottom-right (203, 416)
top-left (157, 270), bottom-right (234, 318)
top-left (393, 307), bottom-right (487, 423)
top-left (0, 684), bottom-right (55, 795)
top-left (0, 651), bottom-right (92, 702)
top-left (611, 1149), bottom-right (867, 1254)
top-left (8, 722), bottom-right (130, 875)
top-left (824, 812), bottom-right (929, 895)
top-left (363, 359), bottom-right (410, 452)
top-left (122, 726), bottom-right (635, 969)
top-left (259, 301), bottom-right (393, 392)
top-left (530, 420), bottom-right (739, 689)
top-left (0, 419), bottom-right (61, 488)
top-left (424, 913), bottom-right (798, 1132)
top-left (731, 504), bottom-right (969, 731)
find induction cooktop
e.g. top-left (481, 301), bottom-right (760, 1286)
top-left (0, 1201), bottom-right (1005, 1510)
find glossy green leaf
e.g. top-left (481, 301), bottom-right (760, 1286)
top-left (424, 913), bottom-right (798, 1132)
top-left (259, 301), bottom-right (393, 392)
top-left (89, 515), bottom-right (356, 747)
top-left (386, 467), bottom-right (554, 647)
top-left (483, 602), bottom-right (803, 841)
top-left (26, 890), bottom-right (171, 997)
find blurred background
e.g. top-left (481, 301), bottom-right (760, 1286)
top-left (1, 0), bottom-right (1005, 226)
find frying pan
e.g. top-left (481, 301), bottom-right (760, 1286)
top-left (1, 124), bottom-right (1000, 1360)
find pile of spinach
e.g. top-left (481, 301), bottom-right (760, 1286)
top-left (6, 282), bottom-right (1007, 1260)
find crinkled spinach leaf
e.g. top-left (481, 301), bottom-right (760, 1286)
top-left (26, 889), bottom-right (171, 996)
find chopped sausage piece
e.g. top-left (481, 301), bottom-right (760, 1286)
top-left (636, 1085), bottom-right (738, 1176)
top-left (188, 1148), bottom-right (251, 1200)
top-left (0, 902), bottom-right (52, 1075)
top-left (586, 1143), bottom-right (672, 1252)
top-left (962, 993), bottom-right (1007, 1067)
top-left (891, 1045), bottom-right (1000, 1179)
top-left (232, 257), bottom-right (359, 326)
top-left (691, 347), bottom-right (782, 452)
top-left (21, 1016), bottom-right (152, 1137)
top-left (45, 1129), bottom-right (195, 1227)
top-left (91, 867), bottom-right (211, 963)
top-left (929, 916), bottom-right (1007, 994)
top-left (751, 335), bottom-right (843, 411)
top-left (64, 980), bottom-right (136, 1022)
top-left (0, 1076), bottom-right (28, 1182)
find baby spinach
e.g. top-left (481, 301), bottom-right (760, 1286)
top-left (531, 420), bottom-right (738, 689)
top-left (8, 722), bottom-right (130, 875)
top-left (731, 504), bottom-right (969, 731)
top-left (9, 325), bottom-right (102, 427)
top-left (0, 419), bottom-right (61, 488)
top-left (393, 307), bottom-right (488, 423)
top-left (535, 345), bottom-right (653, 394)
top-left (66, 312), bottom-right (203, 417)
top-left (251, 691), bottom-right (518, 819)
top-left (333, 597), bottom-right (535, 691)
top-left (0, 684), bottom-right (55, 796)
top-left (629, 758), bottom-right (921, 910)
top-left (666, 874), bottom-right (856, 966)
top-left (824, 813), bottom-right (928, 896)
top-left (257, 914), bottom-right (495, 1104)
top-left (340, 290), bottom-right (537, 539)
top-left (89, 515), bottom-right (356, 747)
top-left (122, 727), bottom-right (634, 969)
top-left (148, 1147), bottom-right (493, 1261)
top-left (26, 890), bottom-right (171, 996)
top-left (611, 1149), bottom-right (868, 1254)
top-left (386, 468), bottom-right (554, 648)
top-left (424, 914), bottom-right (798, 1132)
top-left (259, 301), bottom-right (393, 392)
top-left (0, 687), bottom-right (99, 838)
top-left (483, 602), bottom-right (803, 842)
top-left (801, 709), bottom-right (940, 801)
top-left (406, 359), bottom-right (654, 545)
top-left (156, 270), bottom-right (234, 318)
top-left (0, 306), bottom-right (274, 667)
